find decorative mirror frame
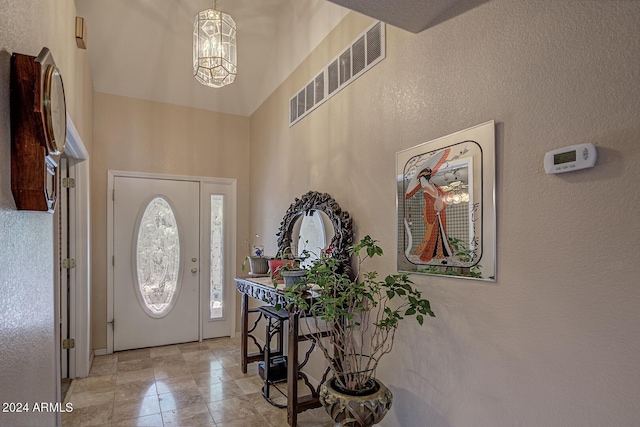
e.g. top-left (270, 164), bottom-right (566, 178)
top-left (276, 191), bottom-right (354, 275)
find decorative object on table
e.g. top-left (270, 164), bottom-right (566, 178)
top-left (276, 191), bottom-right (354, 277)
top-left (279, 235), bottom-right (434, 427)
top-left (242, 234), bottom-right (268, 275)
top-left (193, 0), bottom-right (237, 88)
top-left (277, 240), bottom-right (314, 288)
top-left (10, 47), bottom-right (66, 213)
top-left (396, 120), bottom-right (496, 281)
top-left (267, 257), bottom-right (294, 284)
top-left (248, 256), bottom-right (269, 276)
top-left (280, 269), bottom-right (307, 288)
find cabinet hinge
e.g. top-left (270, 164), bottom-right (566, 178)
top-left (62, 177), bottom-right (76, 188)
top-left (62, 258), bottom-right (76, 269)
top-left (62, 338), bottom-right (75, 349)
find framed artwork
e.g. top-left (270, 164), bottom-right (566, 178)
top-left (396, 121), bottom-right (496, 281)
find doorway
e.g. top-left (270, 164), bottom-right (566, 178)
top-left (107, 172), bottom-right (237, 354)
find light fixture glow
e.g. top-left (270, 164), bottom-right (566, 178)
top-left (193, 0), bottom-right (237, 88)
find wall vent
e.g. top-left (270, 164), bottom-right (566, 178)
top-left (289, 21), bottom-right (386, 127)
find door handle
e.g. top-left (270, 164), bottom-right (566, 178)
top-left (191, 268), bottom-right (198, 273)
top-left (192, 257), bottom-right (197, 262)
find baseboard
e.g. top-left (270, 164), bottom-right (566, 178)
top-left (94, 348), bottom-right (107, 356)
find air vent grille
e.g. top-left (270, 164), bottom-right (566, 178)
top-left (305, 82), bottom-right (314, 110)
top-left (328, 60), bottom-right (339, 95)
top-left (315, 73), bottom-right (325, 103)
top-left (289, 21), bottom-right (385, 126)
top-left (290, 97), bottom-right (297, 123)
top-left (339, 49), bottom-right (351, 85)
top-left (366, 22), bottom-right (382, 65)
top-left (352, 36), bottom-right (366, 76)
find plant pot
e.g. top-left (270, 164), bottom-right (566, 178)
top-left (319, 377), bottom-right (392, 427)
top-left (281, 269), bottom-right (307, 288)
top-left (248, 256), bottom-right (269, 275)
top-left (268, 259), bottom-right (294, 283)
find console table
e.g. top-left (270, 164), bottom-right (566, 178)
top-left (235, 277), bottom-right (325, 427)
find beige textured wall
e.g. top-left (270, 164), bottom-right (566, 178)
top-left (249, 2), bottom-right (640, 426)
top-left (0, 0), bottom-right (93, 425)
top-left (90, 93), bottom-right (250, 349)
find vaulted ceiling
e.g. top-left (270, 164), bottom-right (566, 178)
top-left (75, 0), bottom-right (349, 116)
top-left (75, 0), bottom-right (476, 117)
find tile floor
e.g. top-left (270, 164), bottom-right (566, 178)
top-left (62, 337), bottom-right (334, 427)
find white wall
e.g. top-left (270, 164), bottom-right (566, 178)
top-left (249, 1), bottom-right (640, 426)
top-left (0, 1), bottom-right (93, 425)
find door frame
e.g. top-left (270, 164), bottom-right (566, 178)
top-left (106, 171), bottom-right (237, 354)
top-left (56, 116), bottom-right (91, 380)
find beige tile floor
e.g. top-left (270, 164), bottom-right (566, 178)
top-left (62, 337), bottom-right (334, 427)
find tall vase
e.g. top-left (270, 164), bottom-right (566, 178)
top-left (319, 377), bottom-right (393, 427)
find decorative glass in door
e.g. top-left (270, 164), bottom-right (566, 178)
top-left (210, 195), bottom-right (224, 319)
top-left (135, 197), bottom-right (180, 317)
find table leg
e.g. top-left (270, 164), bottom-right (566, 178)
top-left (240, 292), bottom-right (249, 374)
top-left (287, 310), bottom-right (299, 427)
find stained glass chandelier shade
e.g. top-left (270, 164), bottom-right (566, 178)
top-left (193, 0), bottom-right (237, 88)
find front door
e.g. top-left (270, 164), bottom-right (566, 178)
top-left (113, 177), bottom-right (200, 351)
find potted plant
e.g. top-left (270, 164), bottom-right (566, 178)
top-left (242, 234), bottom-right (268, 275)
top-left (267, 248), bottom-right (295, 283)
top-left (279, 235), bottom-right (434, 427)
top-left (269, 245), bottom-right (311, 285)
top-left (279, 246), bottom-right (313, 288)
top-left (280, 266), bottom-right (307, 288)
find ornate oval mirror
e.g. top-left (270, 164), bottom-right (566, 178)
top-left (276, 191), bottom-right (354, 275)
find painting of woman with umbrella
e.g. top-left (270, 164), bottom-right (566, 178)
top-left (404, 148), bottom-right (454, 263)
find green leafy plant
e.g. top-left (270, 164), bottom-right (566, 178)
top-left (278, 235), bottom-right (434, 392)
top-left (275, 239), bottom-right (313, 274)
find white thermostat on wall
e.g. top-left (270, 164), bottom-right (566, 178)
top-left (544, 143), bottom-right (597, 174)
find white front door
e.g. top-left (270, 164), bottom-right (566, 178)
top-left (113, 177), bottom-right (200, 351)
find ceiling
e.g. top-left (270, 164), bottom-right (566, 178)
top-left (327, 0), bottom-right (487, 33)
top-left (75, 0), bottom-right (478, 117)
top-left (74, 0), bottom-right (349, 117)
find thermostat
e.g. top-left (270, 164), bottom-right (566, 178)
top-left (544, 143), bottom-right (597, 174)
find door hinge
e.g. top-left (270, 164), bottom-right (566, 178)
top-left (62, 339), bottom-right (75, 350)
top-left (62, 177), bottom-right (76, 189)
top-left (62, 258), bottom-right (76, 269)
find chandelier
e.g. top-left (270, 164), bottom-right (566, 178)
top-left (193, 0), bottom-right (237, 88)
